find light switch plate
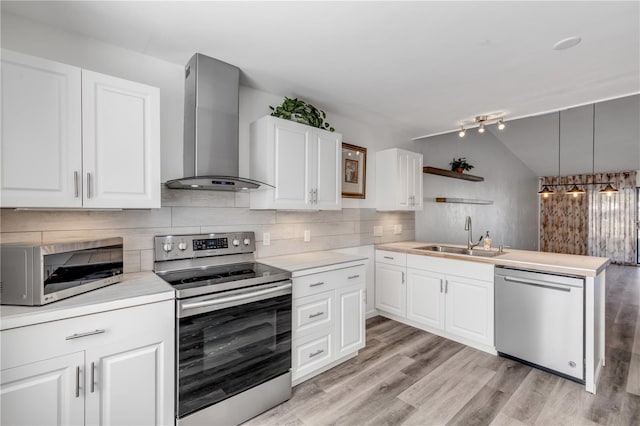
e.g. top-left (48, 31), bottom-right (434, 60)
top-left (373, 226), bottom-right (383, 237)
top-left (263, 232), bottom-right (270, 246)
top-left (303, 229), bottom-right (311, 242)
top-left (394, 224), bottom-right (402, 234)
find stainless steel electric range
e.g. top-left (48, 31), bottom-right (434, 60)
top-left (154, 232), bottom-right (292, 426)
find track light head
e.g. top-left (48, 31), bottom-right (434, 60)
top-left (478, 122), bottom-right (485, 133)
top-left (458, 126), bottom-right (466, 138)
top-left (498, 119), bottom-right (506, 130)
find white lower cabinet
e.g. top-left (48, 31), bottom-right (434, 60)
top-left (375, 250), bottom-right (495, 352)
top-left (0, 352), bottom-right (85, 426)
top-left (292, 263), bottom-right (366, 384)
top-left (0, 300), bottom-right (174, 426)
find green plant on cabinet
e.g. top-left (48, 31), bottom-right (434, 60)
top-left (269, 97), bottom-right (335, 132)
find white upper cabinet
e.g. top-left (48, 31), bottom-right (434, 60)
top-left (375, 148), bottom-right (423, 211)
top-left (1, 49), bottom-right (83, 208)
top-left (0, 49), bottom-right (160, 209)
top-left (81, 70), bottom-right (160, 208)
top-left (250, 116), bottom-right (341, 210)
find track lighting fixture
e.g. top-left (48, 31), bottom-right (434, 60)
top-left (457, 114), bottom-right (506, 138)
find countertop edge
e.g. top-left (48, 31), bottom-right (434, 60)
top-left (376, 242), bottom-right (610, 278)
top-left (0, 272), bottom-right (175, 331)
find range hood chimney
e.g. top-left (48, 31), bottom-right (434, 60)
top-left (166, 53), bottom-right (268, 191)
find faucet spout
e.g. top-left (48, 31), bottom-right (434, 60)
top-left (464, 216), bottom-right (482, 249)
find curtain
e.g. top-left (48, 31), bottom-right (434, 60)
top-left (540, 171), bottom-right (637, 264)
top-left (539, 175), bottom-right (588, 255)
top-left (586, 171), bottom-right (637, 264)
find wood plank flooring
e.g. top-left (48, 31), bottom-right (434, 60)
top-left (245, 265), bottom-right (640, 425)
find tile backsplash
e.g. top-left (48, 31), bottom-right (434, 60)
top-left (1, 187), bottom-right (415, 272)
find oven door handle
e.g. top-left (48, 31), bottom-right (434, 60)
top-left (181, 282), bottom-right (292, 311)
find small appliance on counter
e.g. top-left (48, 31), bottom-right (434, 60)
top-left (0, 237), bottom-right (124, 306)
top-left (154, 231), bottom-right (292, 426)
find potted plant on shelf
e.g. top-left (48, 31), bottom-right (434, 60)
top-left (269, 97), bottom-right (335, 132)
top-left (449, 157), bottom-right (474, 173)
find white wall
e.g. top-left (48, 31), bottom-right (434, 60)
top-left (414, 130), bottom-right (539, 250)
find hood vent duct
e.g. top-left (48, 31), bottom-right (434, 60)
top-left (166, 53), bottom-right (270, 191)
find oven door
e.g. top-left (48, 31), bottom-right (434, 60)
top-left (176, 280), bottom-right (292, 420)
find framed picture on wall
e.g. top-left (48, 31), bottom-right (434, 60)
top-left (341, 143), bottom-right (367, 199)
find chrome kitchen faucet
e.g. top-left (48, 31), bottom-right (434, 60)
top-left (464, 216), bottom-right (483, 249)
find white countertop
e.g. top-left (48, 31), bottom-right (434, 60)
top-left (0, 272), bottom-right (174, 331)
top-left (259, 250), bottom-right (368, 275)
top-left (376, 241), bottom-right (610, 277)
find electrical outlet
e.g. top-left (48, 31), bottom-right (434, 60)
top-left (304, 229), bottom-right (311, 242)
top-left (394, 224), bottom-right (402, 234)
top-left (263, 232), bottom-right (270, 246)
top-left (373, 226), bottom-right (383, 237)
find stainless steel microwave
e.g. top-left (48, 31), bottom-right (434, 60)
top-left (0, 237), bottom-right (124, 306)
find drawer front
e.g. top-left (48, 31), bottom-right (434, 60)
top-left (407, 253), bottom-right (494, 281)
top-left (1, 301), bottom-right (173, 370)
top-left (295, 265), bottom-right (366, 299)
top-left (375, 250), bottom-right (406, 267)
top-left (294, 291), bottom-right (333, 337)
top-left (293, 331), bottom-right (333, 380)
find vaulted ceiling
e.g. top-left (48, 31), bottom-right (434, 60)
top-left (3, 1), bottom-right (639, 143)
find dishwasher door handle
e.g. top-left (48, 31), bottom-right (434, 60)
top-left (503, 276), bottom-right (572, 292)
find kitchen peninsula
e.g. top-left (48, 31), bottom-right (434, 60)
top-left (375, 241), bottom-right (609, 394)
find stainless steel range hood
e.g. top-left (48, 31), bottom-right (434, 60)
top-left (166, 53), bottom-right (269, 191)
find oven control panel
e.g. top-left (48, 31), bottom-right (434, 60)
top-left (154, 232), bottom-right (256, 261)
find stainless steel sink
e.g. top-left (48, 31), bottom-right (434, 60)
top-left (414, 245), bottom-right (503, 258)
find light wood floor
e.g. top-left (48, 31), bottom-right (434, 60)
top-left (246, 265), bottom-right (640, 425)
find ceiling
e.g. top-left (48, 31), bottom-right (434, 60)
top-left (2, 1), bottom-right (639, 140)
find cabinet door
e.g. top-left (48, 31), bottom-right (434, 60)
top-left (0, 352), bottom-right (85, 426)
top-left (406, 268), bottom-right (445, 330)
top-left (1, 49), bottom-right (82, 208)
top-left (272, 119), bottom-right (313, 208)
top-left (81, 70), bottom-right (160, 209)
top-left (374, 263), bottom-right (406, 316)
top-left (408, 152), bottom-right (423, 210)
top-left (445, 275), bottom-right (494, 347)
top-left (84, 301), bottom-right (174, 426)
top-left (314, 130), bottom-right (341, 210)
top-left (396, 151), bottom-right (411, 209)
top-left (336, 284), bottom-right (365, 358)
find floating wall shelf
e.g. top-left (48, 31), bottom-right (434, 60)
top-left (433, 197), bottom-right (493, 205)
top-left (423, 166), bottom-right (484, 182)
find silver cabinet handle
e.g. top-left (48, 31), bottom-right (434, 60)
top-left (348, 275), bottom-right (360, 280)
top-left (90, 362), bottom-right (95, 393)
top-left (74, 171), bottom-right (80, 198)
top-left (309, 282), bottom-right (325, 287)
top-left (308, 312), bottom-right (324, 318)
top-left (445, 280), bottom-right (448, 294)
top-left (66, 329), bottom-right (106, 340)
top-left (86, 173), bottom-right (92, 198)
top-left (309, 190), bottom-right (314, 204)
top-left (440, 279), bottom-right (443, 293)
top-left (402, 272), bottom-right (405, 284)
top-left (314, 189), bottom-right (318, 203)
top-left (309, 349), bottom-right (324, 358)
top-left (383, 256), bottom-right (394, 260)
top-left (75, 366), bottom-right (80, 398)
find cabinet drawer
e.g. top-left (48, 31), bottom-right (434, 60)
top-left (1, 301), bottom-right (173, 370)
top-left (376, 250), bottom-right (406, 267)
top-left (293, 331), bottom-right (333, 380)
top-left (295, 265), bottom-right (365, 298)
top-left (294, 291), bottom-right (333, 337)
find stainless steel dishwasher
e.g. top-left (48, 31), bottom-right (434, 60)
top-left (495, 266), bottom-right (584, 382)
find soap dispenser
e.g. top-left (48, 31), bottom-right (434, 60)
top-left (483, 231), bottom-right (492, 250)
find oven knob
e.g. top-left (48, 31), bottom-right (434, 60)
top-left (243, 238), bottom-right (251, 246)
top-left (178, 241), bottom-right (188, 251)
top-left (163, 242), bottom-right (174, 252)
top-left (232, 239), bottom-right (240, 247)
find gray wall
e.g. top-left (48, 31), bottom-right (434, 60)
top-left (413, 131), bottom-right (539, 250)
